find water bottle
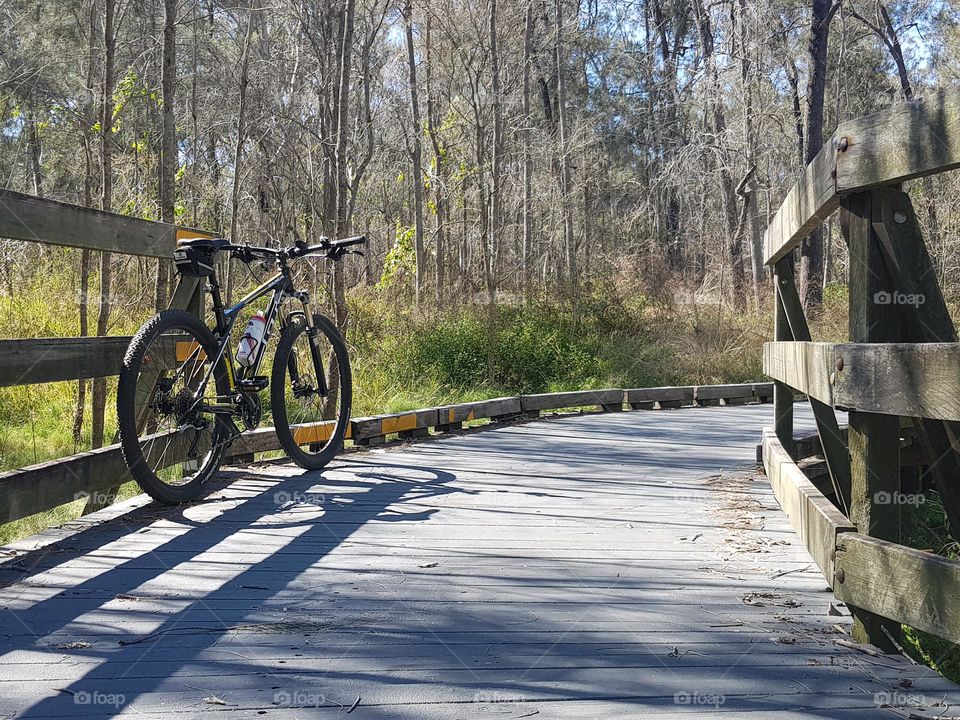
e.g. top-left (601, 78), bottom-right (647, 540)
top-left (236, 313), bottom-right (266, 367)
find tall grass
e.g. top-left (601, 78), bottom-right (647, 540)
top-left (0, 282), bottom-right (771, 542)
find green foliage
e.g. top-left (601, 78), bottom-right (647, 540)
top-left (377, 223), bottom-right (416, 292)
top-left (896, 491), bottom-right (960, 682)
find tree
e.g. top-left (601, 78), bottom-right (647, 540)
top-left (798, 0), bottom-right (842, 309)
top-left (403, 0), bottom-right (426, 304)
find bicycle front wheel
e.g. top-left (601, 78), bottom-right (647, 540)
top-left (271, 313), bottom-right (351, 470)
top-left (117, 310), bottom-right (231, 504)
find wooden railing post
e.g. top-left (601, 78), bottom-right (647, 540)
top-left (773, 260), bottom-right (794, 454)
top-left (840, 190), bottom-right (902, 651)
top-left (772, 258), bottom-right (851, 508)
top-left (869, 187), bottom-right (960, 541)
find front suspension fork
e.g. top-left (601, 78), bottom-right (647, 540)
top-left (292, 300), bottom-right (328, 397)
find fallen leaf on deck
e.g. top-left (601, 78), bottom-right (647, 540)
top-left (56, 641), bottom-right (92, 650)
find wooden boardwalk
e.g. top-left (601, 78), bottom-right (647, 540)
top-left (1, 404), bottom-right (959, 718)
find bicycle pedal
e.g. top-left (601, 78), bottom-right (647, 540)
top-left (237, 377), bottom-right (269, 392)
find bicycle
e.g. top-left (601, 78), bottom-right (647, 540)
top-left (116, 235), bottom-right (365, 504)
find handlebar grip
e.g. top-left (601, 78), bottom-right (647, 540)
top-left (332, 235), bottom-right (366, 248)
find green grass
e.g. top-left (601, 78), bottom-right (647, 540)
top-left (899, 491), bottom-right (960, 682)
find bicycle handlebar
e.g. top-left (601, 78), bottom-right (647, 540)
top-left (229, 235), bottom-right (366, 264)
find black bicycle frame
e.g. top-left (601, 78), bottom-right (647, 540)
top-left (219, 271), bottom-right (290, 382)
top-left (180, 257), bottom-right (328, 418)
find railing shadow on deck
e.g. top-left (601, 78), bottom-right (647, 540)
top-left (1, 418), bottom-right (926, 718)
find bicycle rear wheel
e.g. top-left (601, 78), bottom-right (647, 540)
top-left (117, 310), bottom-right (231, 504)
top-left (271, 313), bottom-right (351, 470)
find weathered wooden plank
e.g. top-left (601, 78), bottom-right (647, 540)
top-left (832, 342), bottom-right (960, 418)
top-left (226, 421), bottom-right (352, 457)
top-left (836, 91), bottom-right (960, 193)
top-left (434, 396), bottom-right (522, 426)
top-left (869, 186), bottom-right (960, 541)
top-left (625, 386), bottom-right (694, 409)
top-left (0, 189), bottom-right (214, 258)
top-left (625, 386), bottom-right (694, 403)
top-left (766, 340), bottom-right (960, 421)
top-left (842, 189), bottom-right (902, 650)
top-left (0, 429), bottom-right (208, 523)
top-left (763, 341), bottom-right (835, 405)
top-left (0, 445), bottom-right (130, 524)
top-left (834, 533), bottom-right (960, 644)
top-left (693, 383), bottom-right (756, 401)
top-left (0, 336), bottom-right (132, 386)
top-left (350, 408), bottom-right (440, 441)
top-left (764, 92), bottom-right (960, 266)
top-left (763, 132), bottom-right (840, 264)
top-left (761, 428), bottom-right (856, 584)
top-left (520, 389), bottom-right (623, 412)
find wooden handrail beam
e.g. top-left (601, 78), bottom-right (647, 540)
top-left (765, 340), bottom-right (960, 421)
top-left (0, 189), bottom-right (215, 258)
top-left (0, 337), bottom-right (132, 387)
top-left (764, 91), bottom-right (960, 264)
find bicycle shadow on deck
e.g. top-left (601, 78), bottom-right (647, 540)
top-left (0, 458), bottom-right (463, 717)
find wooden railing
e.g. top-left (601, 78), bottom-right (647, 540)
top-left (761, 92), bottom-right (960, 650)
top-left (0, 190), bottom-right (215, 516)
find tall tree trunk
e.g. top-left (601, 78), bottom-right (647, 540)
top-left (332, 0), bottom-right (356, 331)
top-left (852, 2), bottom-right (942, 277)
top-left (91, 0), bottom-right (117, 450)
top-left (483, 0), bottom-right (503, 383)
top-left (74, 0), bottom-right (99, 445)
top-left (403, 0), bottom-right (426, 305)
top-left (555, 0), bottom-right (576, 300)
top-left (799, 0), bottom-right (837, 309)
top-left (227, 10), bottom-right (255, 305)
top-left (738, 0), bottom-right (763, 308)
top-left (424, 10), bottom-right (446, 304)
top-left (156, 0), bottom-right (176, 312)
top-left (521, 1), bottom-right (534, 301)
top-left (691, 0), bottom-right (743, 307)
top-left (27, 108), bottom-right (43, 196)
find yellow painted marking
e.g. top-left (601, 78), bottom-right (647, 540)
top-left (381, 414), bottom-right (417, 434)
top-left (293, 422), bottom-right (350, 444)
top-left (448, 408), bottom-right (475, 423)
top-left (175, 228), bottom-right (216, 242)
top-left (294, 423), bottom-right (333, 445)
top-left (175, 341), bottom-right (206, 362)
top-left (224, 343), bottom-right (235, 389)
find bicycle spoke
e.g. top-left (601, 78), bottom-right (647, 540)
top-left (131, 326), bottom-right (221, 487)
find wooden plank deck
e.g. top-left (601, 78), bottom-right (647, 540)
top-left (0, 404), bottom-right (958, 718)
